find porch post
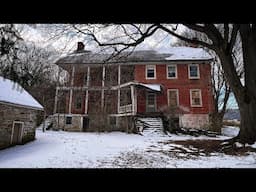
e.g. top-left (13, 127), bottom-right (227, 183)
top-left (54, 67), bottom-right (60, 114)
top-left (85, 66), bottom-right (90, 114)
top-left (53, 87), bottom-right (59, 114)
top-left (131, 85), bottom-right (137, 115)
top-left (69, 65), bottom-right (75, 114)
top-left (117, 64), bottom-right (121, 114)
top-left (101, 65), bottom-right (105, 110)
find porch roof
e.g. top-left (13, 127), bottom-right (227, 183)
top-left (115, 81), bottom-right (162, 92)
top-left (136, 83), bottom-right (161, 92)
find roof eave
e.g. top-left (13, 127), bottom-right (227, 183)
top-left (0, 100), bottom-right (44, 111)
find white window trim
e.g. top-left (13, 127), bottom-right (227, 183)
top-left (190, 89), bottom-right (203, 107)
top-left (145, 65), bottom-right (156, 79)
top-left (10, 121), bottom-right (24, 144)
top-left (188, 64), bottom-right (200, 79)
top-left (167, 89), bottom-right (179, 107)
top-left (166, 64), bottom-right (178, 79)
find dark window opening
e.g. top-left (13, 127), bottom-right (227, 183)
top-left (66, 116), bottom-right (72, 125)
top-left (75, 96), bottom-right (82, 109)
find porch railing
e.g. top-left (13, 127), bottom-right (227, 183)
top-left (119, 104), bottom-right (133, 113)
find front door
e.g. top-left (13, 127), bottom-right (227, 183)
top-left (146, 92), bottom-right (156, 112)
top-left (82, 117), bottom-right (89, 132)
top-left (11, 122), bottom-right (23, 145)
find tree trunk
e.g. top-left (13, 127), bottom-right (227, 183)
top-left (209, 112), bottom-right (224, 133)
top-left (237, 100), bottom-right (256, 144)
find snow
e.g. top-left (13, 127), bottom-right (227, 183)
top-left (0, 76), bottom-right (43, 110)
top-left (140, 83), bottom-right (161, 92)
top-left (1, 127), bottom-right (256, 168)
top-left (164, 47), bottom-right (212, 60)
top-left (221, 126), bottom-right (240, 137)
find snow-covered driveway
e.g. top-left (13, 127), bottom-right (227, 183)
top-left (0, 129), bottom-right (256, 168)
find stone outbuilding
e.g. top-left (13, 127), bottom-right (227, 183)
top-left (0, 76), bottom-right (44, 149)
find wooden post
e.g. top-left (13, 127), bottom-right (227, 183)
top-left (69, 65), bottom-right (75, 114)
top-left (54, 67), bottom-right (61, 114)
top-left (85, 66), bottom-right (90, 114)
top-left (53, 88), bottom-right (58, 114)
top-left (55, 66), bottom-right (61, 130)
top-left (101, 65), bottom-right (105, 110)
top-left (131, 85), bottom-right (137, 115)
top-left (117, 65), bottom-right (121, 114)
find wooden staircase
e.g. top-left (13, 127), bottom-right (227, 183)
top-left (136, 117), bottom-right (166, 137)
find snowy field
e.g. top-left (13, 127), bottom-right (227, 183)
top-left (0, 127), bottom-right (256, 168)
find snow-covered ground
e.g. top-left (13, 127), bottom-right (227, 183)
top-left (0, 127), bottom-right (256, 168)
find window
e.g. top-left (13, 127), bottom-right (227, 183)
top-left (190, 89), bottom-right (202, 107)
top-left (84, 72), bottom-right (88, 85)
top-left (66, 116), bottom-right (72, 125)
top-left (75, 96), bottom-right (82, 109)
top-left (189, 64), bottom-right (200, 79)
top-left (167, 65), bottom-right (177, 79)
top-left (168, 89), bottom-right (179, 107)
top-left (146, 65), bottom-right (156, 79)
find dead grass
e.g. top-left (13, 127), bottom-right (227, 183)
top-left (161, 139), bottom-right (256, 156)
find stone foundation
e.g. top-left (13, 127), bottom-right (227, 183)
top-left (179, 114), bottom-right (209, 129)
top-left (52, 114), bottom-right (84, 131)
top-left (52, 114), bottom-right (136, 132)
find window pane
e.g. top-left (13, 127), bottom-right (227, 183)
top-left (168, 66), bottom-right (176, 78)
top-left (169, 90), bottom-right (178, 107)
top-left (147, 94), bottom-right (155, 105)
top-left (66, 117), bottom-right (72, 124)
top-left (190, 65), bottom-right (198, 77)
top-left (191, 90), bottom-right (201, 106)
top-left (147, 66), bottom-right (155, 78)
top-left (75, 96), bottom-right (82, 109)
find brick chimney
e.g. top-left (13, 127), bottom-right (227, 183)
top-left (77, 42), bottom-right (85, 52)
top-left (189, 37), bottom-right (199, 48)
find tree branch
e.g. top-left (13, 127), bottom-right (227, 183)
top-left (226, 24), bottom-right (240, 54)
top-left (157, 24), bottom-right (214, 49)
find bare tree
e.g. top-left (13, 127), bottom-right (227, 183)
top-left (174, 26), bottom-right (233, 133)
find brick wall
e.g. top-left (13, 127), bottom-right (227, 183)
top-left (134, 63), bottom-right (213, 114)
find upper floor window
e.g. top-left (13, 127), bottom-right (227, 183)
top-left (146, 65), bottom-right (156, 79)
top-left (190, 89), bottom-right (202, 107)
top-left (168, 89), bottom-right (179, 107)
top-left (167, 65), bottom-right (177, 79)
top-left (75, 96), bottom-right (82, 109)
top-left (189, 64), bottom-right (200, 79)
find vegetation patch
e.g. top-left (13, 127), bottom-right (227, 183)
top-left (161, 139), bottom-right (256, 156)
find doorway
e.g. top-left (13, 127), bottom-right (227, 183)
top-left (146, 92), bottom-right (157, 112)
top-left (11, 121), bottom-right (24, 145)
top-left (82, 117), bottom-right (89, 132)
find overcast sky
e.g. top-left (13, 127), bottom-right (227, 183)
top-left (19, 24), bottom-right (180, 55)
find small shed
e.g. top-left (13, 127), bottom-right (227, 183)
top-left (0, 76), bottom-right (44, 149)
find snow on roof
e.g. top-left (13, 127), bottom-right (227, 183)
top-left (56, 47), bottom-right (212, 65)
top-left (0, 76), bottom-right (43, 110)
top-left (164, 47), bottom-right (212, 60)
top-left (139, 83), bottom-right (161, 92)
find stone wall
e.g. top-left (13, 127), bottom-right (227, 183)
top-left (52, 114), bottom-right (83, 131)
top-left (179, 114), bottom-right (209, 129)
top-left (0, 103), bottom-right (39, 149)
top-left (52, 114), bottom-right (134, 132)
